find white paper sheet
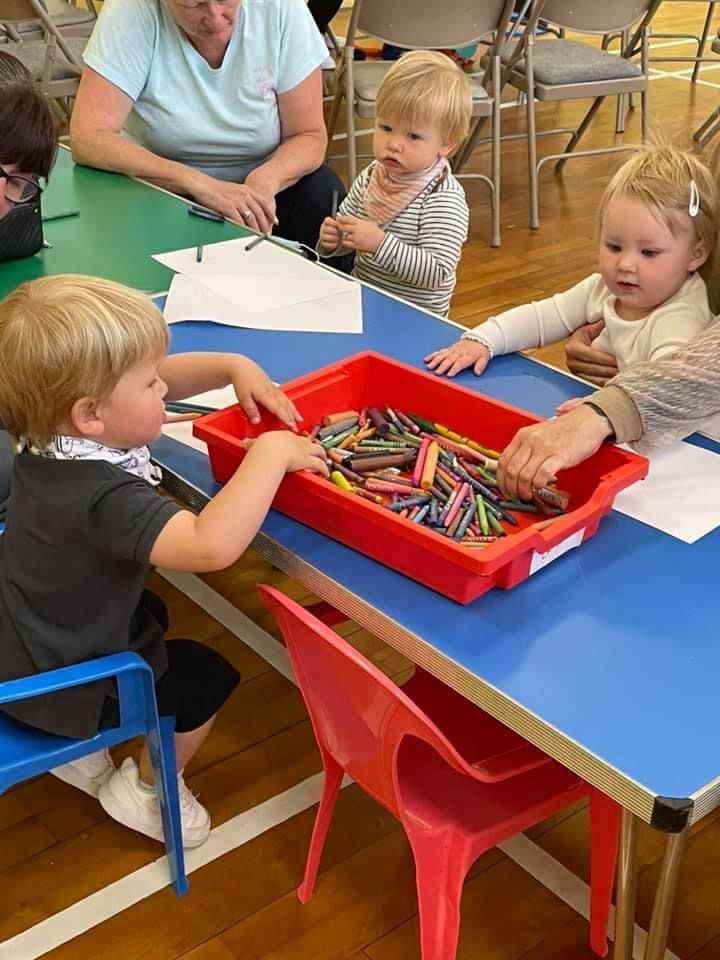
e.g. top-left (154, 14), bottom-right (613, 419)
top-left (154, 238), bottom-right (363, 334)
top-left (612, 441), bottom-right (720, 543)
top-left (161, 386), bottom-right (236, 455)
top-left (699, 412), bottom-right (720, 443)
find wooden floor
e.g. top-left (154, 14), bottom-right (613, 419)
top-left (4, 4), bottom-right (720, 959)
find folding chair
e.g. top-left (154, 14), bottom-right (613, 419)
top-left (0, 651), bottom-right (188, 896)
top-left (1, 0), bottom-right (95, 42)
top-left (326, 0), bottom-right (517, 247)
top-left (693, 26), bottom-right (720, 148)
top-left (259, 584), bottom-right (620, 960)
top-left (493, 0), bottom-right (662, 228)
top-left (0, 0), bottom-right (87, 113)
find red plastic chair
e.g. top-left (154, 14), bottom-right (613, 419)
top-left (259, 585), bottom-right (620, 960)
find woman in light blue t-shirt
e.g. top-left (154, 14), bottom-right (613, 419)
top-left (70, 0), bottom-right (345, 251)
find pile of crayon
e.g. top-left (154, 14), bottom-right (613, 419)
top-left (309, 406), bottom-right (570, 548)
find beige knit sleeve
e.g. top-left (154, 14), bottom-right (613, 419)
top-left (589, 320), bottom-right (720, 449)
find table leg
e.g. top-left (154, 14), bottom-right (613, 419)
top-left (614, 808), bottom-right (638, 960)
top-left (642, 828), bottom-right (689, 960)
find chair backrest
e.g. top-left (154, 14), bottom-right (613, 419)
top-left (350, 0), bottom-right (515, 52)
top-left (259, 585), bottom-right (471, 816)
top-left (538, 0), bottom-right (659, 34)
top-left (0, 0), bottom-right (82, 67)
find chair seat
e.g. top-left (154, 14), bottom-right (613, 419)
top-left (4, 34), bottom-right (85, 80)
top-left (354, 59), bottom-right (490, 119)
top-left (503, 38), bottom-right (643, 85)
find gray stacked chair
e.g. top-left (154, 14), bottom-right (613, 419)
top-left (468, 0), bottom-right (663, 229)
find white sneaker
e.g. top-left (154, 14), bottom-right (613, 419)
top-left (98, 756), bottom-right (211, 849)
top-left (50, 748), bottom-right (115, 797)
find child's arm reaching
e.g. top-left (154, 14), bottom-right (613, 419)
top-left (425, 338), bottom-right (491, 377)
top-left (149, 431), bottom-right (328, 572)
top-left (159, 352), bottom-right (301, 429)
top-left (425, 275), bottom-right (601, 378)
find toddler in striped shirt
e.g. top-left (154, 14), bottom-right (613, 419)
top-left (318, 50), bottom-right (472, 317)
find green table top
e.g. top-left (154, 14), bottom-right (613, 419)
top-left (0, 147), bottom-right (249, 299)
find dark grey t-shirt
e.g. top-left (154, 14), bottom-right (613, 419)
top-left (0, 452), bottom-right (182, 738)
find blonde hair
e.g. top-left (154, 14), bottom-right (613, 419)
top-left (597, 144), bottom-right (720, 310)
top-left (0, 275), bottom-right (168, 446)
top-left (375, 50), bottom-right (473, 152)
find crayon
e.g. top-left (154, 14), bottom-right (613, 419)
top-left (476, 495), bottom-right (489, 536)
top-left (196, 244), bottom-right (203, 262)
top-left (350, 452), bottom-right (415, 472)
top-left (441, 482), bottom-right (469, 529)
top-left (322, 410), bottom-right (359, 426)
top-left (331, 189), bottom-right (339, 219)
top-left (323, 427), bottom-right (357, 449)
top-left (394, 408), bottom-right (421, 434)
top-left (446, 509), bottom-right (464, 539)
top-left (330, 470), bottom-right (353, 492)
top-left (245, 233), bottom-right (265, 251)
top-left (367, 407), bottom-right (391, 435)
top-left (188, 204), bottom-right (225, 222)
top-left (386, 495), bottom-right (431, 512)
top-left (412, 437), bottom-right (431, 487)
top-left (487, 511), bottom-right (507, 537)
top-left (165, 412), bottom-right (202, 423)
top-left (318, 417), bottom-right (358, 439)
top-left (454, 500), bottom-right (477, 540)
top-left (498, 501), bottom-right (542, 514)
top-left (534, 486), bottom-right (570, 511)
top-left (366, 480), bottom-right (426, 495)
top-left (335, 463), bottom-right (365, 484)
top-left (413, 504), bottom-right (431, 524)
top-left (406, 413), bottom-right (436, 433)
top-left (420, 441), bottom-right (440, 491)
top-left (351, 486), bottom-right (384, 504)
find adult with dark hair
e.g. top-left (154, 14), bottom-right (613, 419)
top-left (71, 0), bottom-right (346, 250)
top-left (0, 53), bottom-right (57, 221)
top-left (0, 56), bottom-right (57, 521)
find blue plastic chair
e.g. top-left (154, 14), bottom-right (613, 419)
top-left (0, 651), bottom-right (188, 895)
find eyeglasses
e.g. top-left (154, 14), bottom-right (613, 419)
top-left (0, 165), bottom-right (43, 205)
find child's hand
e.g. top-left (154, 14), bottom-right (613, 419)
top-left (335, 215), bottom-right (385, 254)
top-left (319, 216), bottom-right (343, 253)
top-left (244, 432), bottom-right (329, 477)
top-left (556, 397), bottom-right (586, 416)
top-left (424, 340), bottom-right (491, 377)
top-left (230, 357), bottom-right (302, 430)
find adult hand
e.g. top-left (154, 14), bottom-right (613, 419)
top-left (497, 404), bottom-right (613, 501)
top-left (230, 357), bottom-right (302, 430)
top-left (424, 340), bottom-right (491, 378)
top-left (243, 168), bottom-right (279, 230)
top-left (335, 214), bottom-right (385, 254)
top-left (193, 174), bottom-right (277, 235)
top-left (565, 320), bottom-right (619, 386)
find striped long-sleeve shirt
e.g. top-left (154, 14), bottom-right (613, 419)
top-left (324, 161), bottom-right (470, 317)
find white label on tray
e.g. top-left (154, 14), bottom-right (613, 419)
top-left (529, 528), bottom-right (585, 576)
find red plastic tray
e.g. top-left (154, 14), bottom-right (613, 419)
top-left (194, 351), bottom-right (648, 604)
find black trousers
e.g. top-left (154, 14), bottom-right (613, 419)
top-left (307, 0), bottom-right (343, 33)
top-left (274, 163), bottom-right (346, 252)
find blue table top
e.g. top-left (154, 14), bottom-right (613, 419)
top-left (155, 285), bottom-right (720, 827)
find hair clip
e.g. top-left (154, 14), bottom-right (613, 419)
top-left (689, 179), bottom-right (700, 217)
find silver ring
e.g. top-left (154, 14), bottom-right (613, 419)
top-left (242, 209), bottom-right (252, 220)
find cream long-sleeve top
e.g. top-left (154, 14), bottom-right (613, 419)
top-left (462, 272), bottom-right (713, 370)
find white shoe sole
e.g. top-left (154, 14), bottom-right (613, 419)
top-left (98, 781), bottom-right (211, 849)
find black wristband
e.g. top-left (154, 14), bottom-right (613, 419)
top-left (582, 401), bottom-right (617, 443)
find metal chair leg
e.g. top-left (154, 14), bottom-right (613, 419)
top-left (525, 41), bottom-right (539, 229)
top-left (490, 53), bottom-right (501, 248)
top-left (554, 96), bottom-right (605, 174)
top-left (692, 0), bottom-right (717, 83)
